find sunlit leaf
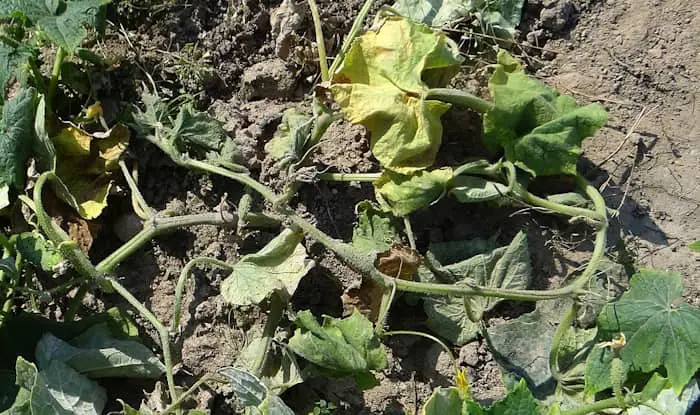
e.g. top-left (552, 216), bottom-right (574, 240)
top-left (264, 108), bottom-right (312, 165)
top-left (0, 42), bottom-right (36, 104)
top-left (375, 168), bottom-right (453, 216)
top-left (484, 51), bottom-right (607, 176)
top-left (0, 87), bottom-right (36, 209)
top-left (597, 269), bottom-right (700, 395)
top-left (221, 229), bottom-right (314, 306)
top-left (331, 16), bottom-right (462, 173)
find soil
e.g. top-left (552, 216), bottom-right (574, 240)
top-left (49, 0), bottom-right (700, 413)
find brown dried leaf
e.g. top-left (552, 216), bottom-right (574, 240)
top-left (375, 243), bottom-right (421, 280)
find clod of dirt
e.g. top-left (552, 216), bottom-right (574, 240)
top-left (540, 0), bottom-right (574, 32)
top-left (421, 343), bottom-right (454, 386)
top-left (270, 0), bottom-right (307, 59)
top-left (459, 342), bottom-right (480, 367)
top-left (240, 58), bottom-right (297, 100)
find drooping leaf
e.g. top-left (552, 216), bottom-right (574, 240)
top-left (0, 87), bottom-right (36, 209)
top-left (392, 0), bottom-right (525, 35)
top-left (597, 269), bottom-right (700, 395)
top-left (221, 229), bottom-right (314, 306)
top-left (235, 336), bottom-right (304, 395)
top-left (13, 232), bottom-right (63, 272)
top-left (264, 108), bottom-right (312, 165)
top-left (10, 357), bottom-right (106, 415)
top-left (351, 201), bottom-right (401, 254)
top-left (627, 379), bottom-right (700, 415)
top-left (35, 325), bottom-right (165, 379)
top-left (331, 16), bottom-right (462, 173)
top-left (32, 95), bottom-right (56, 172)
top-left (51, 123), bottom-right (129, 218)
top-left (288, 310), bottom-right (388, 387)
top-left (423, 231), bottom-right (531, 345)
top-left (449, 174), bottom-right (510, 203)
top-left (375, 168), bottom-right (453, 216)
top-left (484, 51), bottom-right (608, 176)
top-left (0, 41), bottom-right (36, 104)
top-left (218, 367), bottom-right (295, 415)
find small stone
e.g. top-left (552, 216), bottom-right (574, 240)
top-left (459, 342), bottom-right (480, 367)
top-left (540, 0), bottom-right (574, 32)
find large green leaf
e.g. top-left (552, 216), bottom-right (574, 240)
top-left (0, 87), bottom-right (36, 209)
top-left (288, 310), bottom-right (388, 388)
top-left (7, 357), bottom-right (106, 415)
top-left (423, 231), bottom-right (531, 345)
top-left (0, 0), bottom-right (110, 53)
top-left (484, 51), bottom-right (607, 176)
top-left (351, 200), bottom-right (401, 254)
top-left (331, 16), bottom-right (462, 173)
top-left (35, 325), bottom-right (165, 379)
top-left (12, 232), bottom-right (63, 272)
top-left (375, 168), bottom-right (453, 216)
top-left (0, 42), bottom-right (36, 104)
top-left (597, 269), bottom-right (700, 395)
top-left (221, 229), bottom-right (314, 306)
top-left (393, 0), bottom-right (525, 35)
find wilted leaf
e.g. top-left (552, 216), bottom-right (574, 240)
top-left (331, 16), bottom-right (462, 173)
top-left (35, 325), bottom-right (165, 379)
top-left (351, 201), bottom-right (401, 254)
top-left (264, 108), bottom-right (312, 165)
top-left (1, 0), bottom-right (111, 54)
top-left (10, 357), bottom-right (106, 415)
top-left (449, 174), bottom-right (510, 203)
top-left (288, 310), bottom-right (388, 388)
top-left (421, 387), bottom-right (463, 415)
top-left (597, 269), bottom-right (700, 395)
top-left (375, 168), bottom-right (453, 216)
top-left (546, 192), bottom-right (591, 208)
top-left (51, 123), bottom-right (129, 219)
top-left (393, 0), bottom-right (525, 35)
top-left (0, 87), bottom-right (36, 209)
top-left (375, 244), bottom-right (421, 280)
top-left (235, 337), bottom-right (303, 395)
top-left (424, 231), bottom-right (531, 345)
top-left (421, 379), bottom-right (537, 415)
top-left (484, 51), bottom-right (607, 176)
top-left (221, 229), bottom-right (314, 306)
top-left (33, 95), bottom-right (56, 171)
top-left (13, 232), bottom-right (63, 272)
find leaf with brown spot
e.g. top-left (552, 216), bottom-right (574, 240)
top-left (375, 243), bottom-right (421, 280)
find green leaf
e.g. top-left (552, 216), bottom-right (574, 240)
top-left (0, 0), bottom-right (58, 22)
top-left (0, 87), bottom-right (36, 209)
top-left (597, 269), bottom-right (700, 395)
top-left (487, 379), bottom-right (539, 414)
top-left (0, 42), bottom-right (36, 104)
top-left (375, 168), bottom-right (453, 216)
top-left (689, 240), bottom-right (700, 252)
top-left (627, 379), bottom-right (700, 415)
top-left (218, 367), bottom-right (295, 415)
top-left (449, 175), bottom-right (510, 203)
top-left (351, 201), bottom-right (401, 254)
top-left (582, 345), bottom-right (629, 399)
top-left (221, 229), bottom-right (314, 306)
top-left (483, 51), bottom-right (608, 176)
top-left (0, 370), bottom-right (21, 412)
top-left (13, 232), bottom-right (63, 272)
top-left (288, 310), bottom-right (388, 386)
top-left (12, 357), bottom-right (106, 415)
top-left (421, 387), bottom-right (464, 415)
top-left (235, 336), bottom-right (304, 395)
top-left (424, 231), bottom-right (531, 345)
top-left (35, 325), bottom-right (165, 378)
top-left (331, 16), bottom-right (462, 173)
top-left (392, 0), bottom-right (525, 35)
top-left (51, 123), bottom-right (129, 219)
top-left (39, 0), bottom-right (110, 53)
top-left (264, 108), bottom-right (312, 165)
top-left (32, 96), bottom-right (56, 172)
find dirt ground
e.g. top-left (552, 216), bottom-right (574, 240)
top-left (86, 0), bottom-right (700, 413)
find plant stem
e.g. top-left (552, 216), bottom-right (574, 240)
top-left (328, 0), bottom-right (376, 75)
top-left (171, 257), bottom-right (234, 332)
top-left (384, 330), bottom-right (459, 376)
top-left (307, 0), bottom-right (329, 82)
top-left (161, 374), bottom-right (219, 415)
top-left (317, 172), bottom-right (381, 182)
top-left (549, 302), bottom-right (579, 383)
top-left (186, 159), bottom-right (278, 202)
top-left (96, 211), bottom-right (237, 274)
top-left (108, 276), bottom-right (178, 408)
top-left (253, 293), bottom-right (284, 377)
top-left (560, 395), bottom-right (635, 415)
top-left (65, 282), bottom-right (89, 321)
top-left (427, 88), bottom-right (495, 113)
top-left (119, 160), bottom-right (153, 220)
top-left (47, 46), bottom-right (66, 110)
top-left (512, 180), bottom-right (605, 224)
